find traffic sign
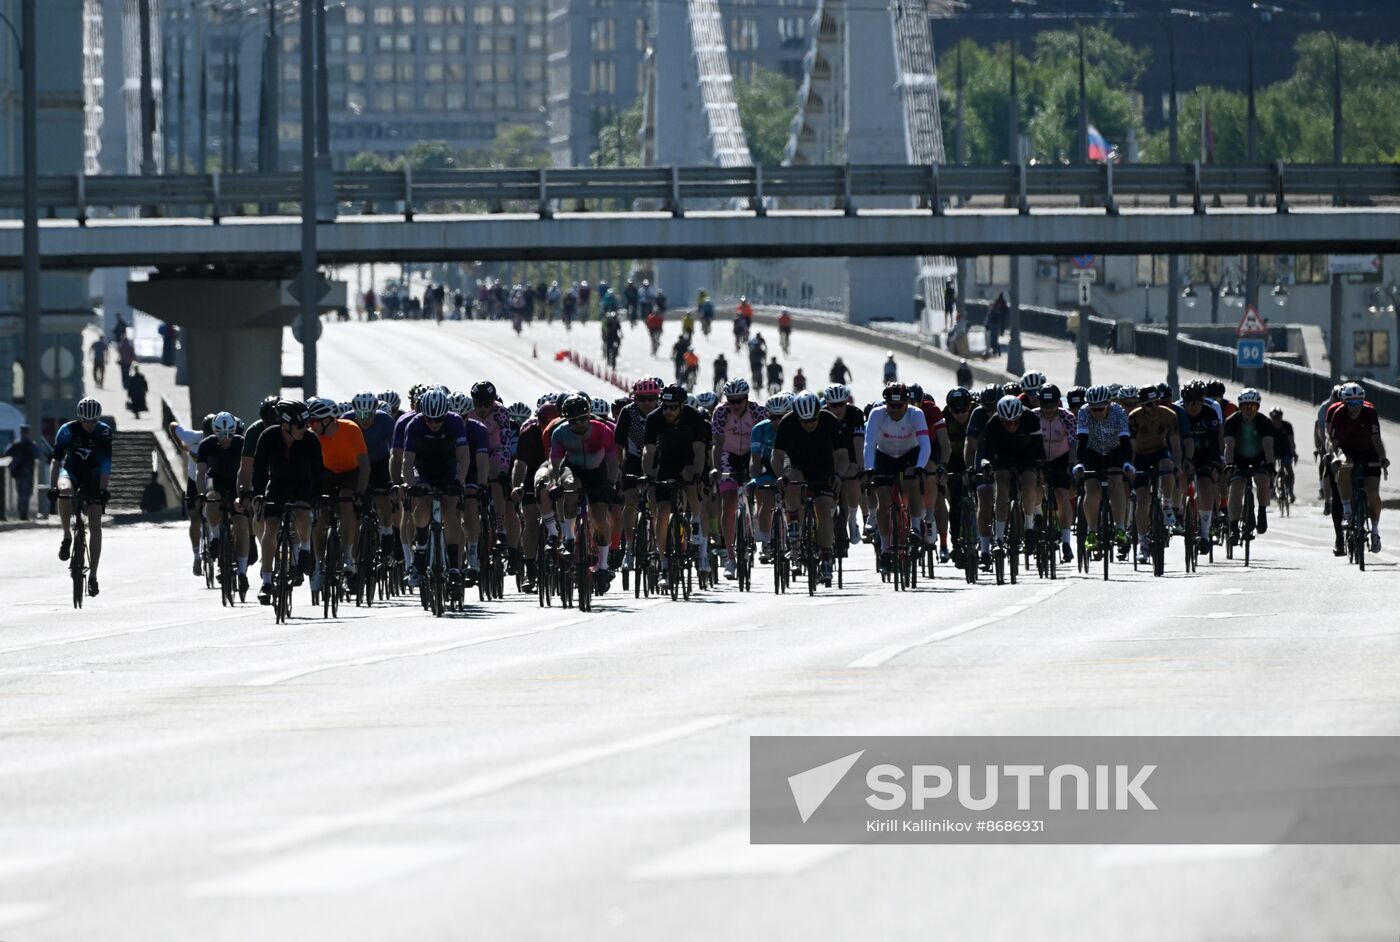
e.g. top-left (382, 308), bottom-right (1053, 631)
top-left (1236, 304), bottom-right (1268, 338)
top-left (1072, 255), bottom-right (1096, 270)
top-left (1327, 254), bottom-right (1381, 275)
top-left (1236, 338), bottom-right (1265, 368)
top-left (291, 316), bottom-right (324, 344)
top-left (1076, 279), bottom-right (1091, 307)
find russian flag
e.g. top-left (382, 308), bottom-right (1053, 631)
top-left (1087, 125), bottom-right (1111, 163)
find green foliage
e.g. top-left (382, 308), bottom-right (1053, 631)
top-left (591, 98), bottom-right (646, 168)
top-left (735, 67), bottom-right (799, 166)
top-left (473, 124), bottom-right (550, 169)
top-left (345, 150), bottom-right (395, 172)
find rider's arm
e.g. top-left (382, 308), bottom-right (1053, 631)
top-left (356, 450), bottom-right (370, 494)
top-left (913, 411), bottom-right (932, 467)
top-left (863, 411), bottom-right (880, 470)
top-left (403, 450), bottom-right (420, 486)
top-left (934, 426), bottom-right (951, 466)
top-left (834, 447), bottom-right (849, 479)
top-left (642, 443), bottom-right (657, 479)
top-left (689, 440), bottom-right (705, 479)
top-left (251, 430), bottom-right (272, 495)
top-left (771, 447), bottom-right (791, 479)
top-left (197, 460), bottom-right (209, 495)
top-left (1262, 420), bottom-right (1276, 465)
top-left (1372, 425), bottom-right (1388, 463)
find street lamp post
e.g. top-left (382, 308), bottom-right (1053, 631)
top-left (0, 2), bottom-right (40, 430)
top-left (1005, 0), bottom-right (1034, 378)
top-left (299, 0), bottom-right (319, 396)
top-left (1164, 12), bottom-right (1180, 394)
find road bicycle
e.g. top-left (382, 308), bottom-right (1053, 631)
top-left (1131, 466), bottom-right (1168, 578)
top-left (1344, 461), bottom-right (1387, 571)
top-left (270, 505), bottom-right (298, 624)
top-left (57, 494), bottom-right (89, 609)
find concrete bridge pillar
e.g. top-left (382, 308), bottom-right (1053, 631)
top-left (127, 277), bottom-right (343, 422)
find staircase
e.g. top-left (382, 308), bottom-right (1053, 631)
top-left (109, 430), bottom-right (161, 509)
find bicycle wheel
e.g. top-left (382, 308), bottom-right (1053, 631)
top-left (1007, 500), bottom-right (1020, 586)
top-left (1151, 494), bottom-right (1166, 577)
top-left (1243, 485), bottom-right (1254, 567)
top-left (771, 508), bottom-right (787, 595)
top-left (1098, 499), bottom-right (1112, 582)
top-left (576, 543), bottom-right (592, 612)
top-left (1354, 489), bottom-right (1368, 571)
top-left (962, 494), bottom-right (979, 584)
top-left (221, 520), bottom-right (237, 606)
top-left (70, 517), bottom-right (86, 610)
top-left (1184, 495), bottom-right (1198, 573)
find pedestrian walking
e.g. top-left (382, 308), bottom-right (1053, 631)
top-left (3, 424), bottom-right (40, 520)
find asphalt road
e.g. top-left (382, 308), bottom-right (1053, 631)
top-left (4, 319), bottom-right (1399, 941)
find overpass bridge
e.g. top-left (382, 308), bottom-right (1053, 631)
top-left (0, 163), bottom-right (1398, 270)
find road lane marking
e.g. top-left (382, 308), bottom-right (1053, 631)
top-left (220, 714), bottom-right (738, 855)
top-left (0, 610), bottom-right (261, 656)
top-left (850, 583), bottom-right (1069, 668)
top-left (629, 827), bottom-right (844, 880)
top-left (189, 843), bottom-right (467, 898)
top-left (244, 614), bottom-right (594, 686)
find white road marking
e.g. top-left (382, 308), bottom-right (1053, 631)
top-left (189, 843), bottom-right (466, 898)
top-left (1094, 844), bottom-right (1277, 867)
top-left (629, 827), bottom-right (844, 880)
top-left (0, 902), bottom-right (52, 930)
top-left (245, 614), bottom-right (593, 686)
top-left (0, 610), bottom-right (261, 656)
top-left (221, 714), bottom-right (737, 855)
top-left (1167, 612), bottom-right (1278, 620)
top-left (850, 583), bottom-right (1069, 668)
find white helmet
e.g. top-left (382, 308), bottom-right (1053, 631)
top-left (507, 401), bottom-right (532, 424)
top-left (537, 393), bottom-right (556, 409)
top-left (1342, 382), bottom-right (1366, 401)
top-left (306, 397), bottom-right (337, 421)
top-left (1020, 371), bottom-right (1047, 394)
top-left (352, 391), bottom-right (378, 417)
top-left (824, 383), bottom-right (850, 404)
top-left (75, 397), bottom-right (102, 421)
top-left (722, 378), bottom-right (750, 398)
top-left (686, 394), bottom-right (700, 410)
top-left (766, 393), bottom-right (793, 416)
top-left (1118, 384), bottom-right (1139, 400)
top-left (419, 388), bottom-right (450, 419)
top-left (591, 397), bottom-right (611, 419)
top-left (696, 390), bottom-right (719, 410)
top-left (793, 391), bottom-right (821, 420)
top-left (337, 401), bottom-right (352, 416)
top-left (996, 395), bottom-right (1024, 421)
top-left (447, 391), bottom-right (471, 414)
top-left (212, 411), bottom-right (238, 437)
top-left (381, 390), bottom-right (401, 412)
top-left (1085, 384), bottom-right (1113, 405)
top-left (1237, 387), bottom-right (1262, 405)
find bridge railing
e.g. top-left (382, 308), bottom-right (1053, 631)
top-left (0, 162), bottom-right (1397, 222)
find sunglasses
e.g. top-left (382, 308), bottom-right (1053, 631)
top-left (726, 397), bottom-right (747, 404)
top-left (662, 403), bottom-right (682, 411)
top-left (948, 403), bottom-right (970, 412)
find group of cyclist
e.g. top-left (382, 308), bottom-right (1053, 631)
top-left (46, 361), bottom-right (1388, 604)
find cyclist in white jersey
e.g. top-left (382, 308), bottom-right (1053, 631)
top-left (863, 383), bottom-right (932, 569)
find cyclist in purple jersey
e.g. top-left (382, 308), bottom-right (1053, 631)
top-left (469, 381), bottom-right (523, 576)
top-left (401, 390), bottom-right (475, 586)
top-left (551, 395), bottom-right (621, 593)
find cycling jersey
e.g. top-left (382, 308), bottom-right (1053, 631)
top-left (319, 419), bottom-right (369, 474)
top-left (1180, 404), bottom-right (1223, 462)
top-left (196, 435), bottom-right (244, 490)
top-left (712, 400), bottom-right (768, 477)
top-left (917, 398), bottom-right (947, 434)
top-left (252, 426), bottom-right (323, 497)
top-left (1038, 408), bottom-right (1076, 461)
top-left (1076, 403), bottom-right (1130, 456)
top-left (981, 417), bottom-right (1044, 468)
top-left (52, 420), bottom-right (113, 477)
top-left (1223, 411), bottom-right (1273, 461)
top-left (172, 423), bottom-right (204, 480)
top-left (644, 405), bottom-right (709, 471)
top-left (391, 410), bottom-right (418, 451)
top-left (750, 418), bottom-right (777, 483)
top-left (1128, 404), bottom-right (1178, 454)
top-left (863, 405), bottom-right (931, 469)
top-left (515, 417), bottom-right (548, 480)
top-left (773, 411), bottom-right (843, 482)
top-left (826, 404), bottom-right (866, 466)
top-left (470, 403), bottom-right (516, 475)
top-left (1327, 402), bottom-right (1382, 457)
top-left (944, 413), bottom-right (972, 472)
top-left (550, 419), bottom-right (613, 470)
top-left (241, 419), bottom-right (269, 459)
top-left (402, 413), bottom-right (470, 479)
top-left (1271, 420), bottom-right (1297, 459)
top-left (356, 410), bottom-right (395, 462)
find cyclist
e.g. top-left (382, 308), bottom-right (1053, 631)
top-left (170, 413), bottom-right (213, 576)
top-left (352, 390), bottom-right (399, 563)
top-left (646, 307), bottom-right (665, 354)
top-left (196, 411), bottom-right (250, 597)
top-left (698, 289), bottom-right (715, 334)
top-left (1327, 382), bottom-right (1389, 553)
top-left (469, 381), bottom-right (522, 578)
top-left (829, 357), bottom-right (852, 386)
top-left (883, 352), bottom-right (898, 384)
top-left (777, 307), bottom-right (793, 353)
top-left (1179, 381), bottom-right (1222, 555)
top-left (941, 386), bottom-right (975, 565)
top-left (643, 384), bottom-right (711, 587)
top-left (736, 294), bottom-right (754, 326)
top-left (711, 379), bottom-right (768, 580)
top-left (981, 395), bottom-right (1044, 561)
top-left (1268, 407), bottom-right (1297, 504)
top-left (1066, 385), bottom-right (1087, 414)
top-left (750, 394), bottom-right (791, 563)
top-left (1222, 387), bottom-right (1275, 542)
top-left (1128, 385), bottom-right (1182, 559)
top-left (864, 383), bottom-right (931, 571)
top-left (602, 312), bottom-right (623, 367)
top-left (765, 356), bottom-right (784, 394)
top-left (712, 353), bottom-right (729, 392)
top-left (748, 332), bottom-right (768, 387)
top-left (1316, 384), bottom-right (1343, 506)
top-left (909, 383), bottom-right (951, 556)
top-left (49, 396), bottom-right (112, 597)
top-left (251, 399), bottom-right (321, 604)
top-left (771, 391), bottom-right (847, 585)
top-left (550, 395), bottom-right (622, 594)
top-left (1074, 384), bottom-right (1132, 559)
top-left (733, 310), bottom-right (750, 352)
top-left (306, 397), bottom-right (369, 589)
top-left (1036, 384), bottom-right (1077, 562)
top-left (682, 347), bottom-right (701, 389)
top-left (238, 395), bottom-right (282, 549)
top-left (792, 368), bottom-right (807, 394)
top-left (615, 378), bottom-right (662, 573)
top-left (680, 309), bottom-right (696, 336)
top-left (401, 389), bottom-right (474, 589)
top-left (962, 384), bottom-right (1005, 567)
top-left (824, 383), bottom-right (866, 548)
top-left (513, 396), bottom-right (560, 592)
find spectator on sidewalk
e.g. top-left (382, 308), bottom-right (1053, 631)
top-left (127, 365), bottom-right (150, 418)
top-left (90, 337), bottom-right (109, 389)
top-left (140, 471), bottom-right (169, 516)
top-left (3, 424), bottom-right (40, 520)
top-left (944, 278), bottom-right (957, 331)
top-left (117, 334), bottom-right (137, 388)
top-left (985, 293), bottom-right (1008, 357)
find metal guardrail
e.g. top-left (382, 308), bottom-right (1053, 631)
top-left (0, 162), bottom-right (1397, 223)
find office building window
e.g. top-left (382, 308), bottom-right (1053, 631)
top-left (524, 6), bottom-right (544, 23)
top-left (347, 90), bottom-right (365, 112)
top-left (730, 17), bottom-right (758, 51)
top-left (475, 62), bottom-right (494, 82)
top-left (377, 34), bottom-right (393, 50)
top-left (374, 62), bottom-right (393, 81)
top-left (527, 30), bottom-right (544, 50)
top-left (591, 18), bottom-right (616, 51)
top-left (499, 5), bottom-right (516, 24)
top-left (778, 16), bottom-right (804, 46)
top-left (346, 34), bottom-right (363, 53)
top-left (347, 63), bottom-right (365, 83)
top-left (449, 7), bottom-right (467, 23)
top-left (396, 62), bottom-right (415, 81)
top-left (427, 34), bottom-right (444, 52)
top-left (282, 63), bottom-right (299, 82)
top-left (1355, 330), bottom-right (1390, 367)
top-left (524, 61), bottom-right (544, 81)
top-left (445, 35), bottom-right (464, 52)
top-left (328, 35), bottom-right (343, 53)
top-left (446, 90), bottom-right (467, 109)
top-left (373, 5), bottom-right (392, 24)
top-left (474, 5), bottom-right (493, 24)
top-left (424, 89), bottom-right (445, 109)
top-left (345, 5), bottom-right (365, 24)
top-left (447, 63), bottom-right (466, 81)
top-left (374, 91), bottom-right (393, 110)
top-left (397, 5), bottom-right (414, 23)
top-left (426, 63), bottom-right (445, 82)
top-left (422, 5), bottom-right (445, 24)
top-left (496, 62), bottom-right (514, 82)
top-left (396, 91), bottom-right (413, 109)
top-left (1136, 255), bottom-right (1170, 287)
top-left (1295, 254), bottom-right (1329, 284)
top-left (589, 60), bottom-right (616, 94)
top-left (975, 256), bottom-right (1011, 286)
top-left (496, 35), bottom-right (516, 53)
top-left (498, 88), bottom-right (517, 108)
top-left (395, 34), bottom-right (412, 51)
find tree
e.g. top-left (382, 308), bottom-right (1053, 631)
top-left (591, 97), bottom-right (645, 168)
top-left (473, 124), bottom-right (549, 169)
top-left (400, 140), bottom-right (465, 171)
top-left (345, 150), bottom-right (395, 172)
top-left (735, 67), bottom-right (799, 166)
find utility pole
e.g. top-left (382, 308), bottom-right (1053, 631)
top-left (231, 40), bottom-right (242, 171)
top-left (21, 0), bottom-right (40, 430)
top-left (300, 0), bottom-right (320, 396)
top-left (1005, 20), bottom-right (1024, 377)
top-left (1076, 25), bottom-right (1087, 165)
top-left (177, 3), bottom-right (187, 174)
top-left (1165, 19), bottom-right (1180, 395)
top-left (197, 3), bottom-right (207, 174)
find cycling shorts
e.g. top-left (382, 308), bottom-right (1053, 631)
top-left (870, 449), bottom-right (921, 487)
top-left (1232, 455), bottom-right (1269, 475)
top-left (183, 476), bottom-right (201, 511)
top-left (564, 463), bottom-right (614, 505)
top-left (260, 481), bottom-right (317, 521)
top-left (1080, 450), bottom-right (1127, 477)
top-left (323, 469), bottom-right (360, 496)
top-left (1336, 450), bottom-right (1384, 478)
top-left (59, 468), bottom-right (104, 504)
top-left (368, 456), bottom-right (391, 491)
top-left (719, 452), bottom-right (750, 493)
top-left (414, 466), bottom-right (464, 496)
top-left (1045, 453), bottom-right (1072, 491)
top-left (1132, 449), bottom-right (1174, 475)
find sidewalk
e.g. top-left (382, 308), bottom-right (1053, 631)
top-left (84, 324), bottom-right (192, 431)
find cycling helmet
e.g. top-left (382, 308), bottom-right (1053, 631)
top-left (507, 401), bottom-right (532, 424)
top-left (722, 378), bottom-right (750, 398)
top-left (306, 397), bottom-right (337, 421)
top-left (659, 384), bottom-right (687, 405)
top-left (380, 390), bottom-right (401, 412)
top-left (824, 383), bottom-right (851, 404)
top-left (275, 398), bottom-right (308, 425)
top-left (696, 390), bottom-right (719, 411)
top-left (908, 383), bottom-right (925, 403)
top-left (74, 397), bottom-right (102, 422)
top-left (1066, 385), bottom-right (1087, 410)
top-left (1020, 370), bottom-right (1047, 394)
top-left (883, 383), bottom-right (910, 405)
top-left (945, 386), bottom-right (973, 410)
top-left (1139, 385), bottom-right (1161, 403)
top-left (538, 392), bottom-right (558, 409)
top-left (408, 383), bottom-right (427, 406)
top-left (996, 395), bottom-right (1024, 421)
top-left (202, 413), bottom-right (216, 435)
top-left (1156, 382), bottom-right (1171, 400)
top-left (633, 377), bottom-right (662, 397)
top-left (560, 395), bottom-right (591, 420)
top-left (1003, 383), bottom-right (1023, 398)
top-left (212, 411), bottom-right (238, 437)
top-left (1085, 385), bottom-right (1112, 405)
top-left (766, 393), bottom-right (793, 416)
top-left (1205, 380), bottom-right (1226, 398)
top-left (352, 391), bottom-right (378, 418)
top-left (1107, 383), bottom-right (1123, 399)
top-left (1342, 382), bottom-right (1366, 402)
top-left (1038, 384), bottom-right (1061, 405)
top-left (337, 401), bottom-right (352, 416)
top-left (591, 396), bottom-right (611, 419)
top-left (979, 384), bottom-right (1002, 409)
top-left (259, 394), bottom-right (281, 424)
top-left (1181, 383), bottom-right (1205, 403)
top-left (611, 397), bottom-right (630, 418)
top-left (471, 380), bottom-right (498, 403)
top-left (447, 391), bottom-right (471, 414)
top-left (1119, 384), bottom-right (1139, 400)
top-left (418, 389), bottom-right (450, 419)
top-left (687, 394), bottom-right (701, 410)
top-left (1268, 407), bottom-right (1283, 417)
top-left (793, 391), bottom-right (821, 420)
top-left (1237, 387), bottom-right (1262, 405)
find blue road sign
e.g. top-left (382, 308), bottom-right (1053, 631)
top-left (1072, 255), bottom-right (1096, 270)
top-left (1236, 338), bottom-right (1265, 368)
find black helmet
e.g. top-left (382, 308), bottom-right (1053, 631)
top-left (201, 413), bottom-right (216, 435)
top-left (275, 398), bottom-right (308, 425)
top-left (1038, 384), bottom-right (1061, 405)
top-left (259, 394), bottom-right (280, 424)
top-left (1205, 380), bottom-right (1226, 398)
top-left (471, 381), bottom-right (498, 403)
top-left (1002, 382), bottom-right (1023, 398)
top-left (1066, 385), bottom-right (1087, 409)
top-left (1139, 385), bottom-right (1162, 403)
top-left (560, 395), bottom-right (591, 420)
top-left (945, 386), bottom-right (973, 410)
top-left (908, 383), bottom-right (924, 403)
top-left (979, 384), bottom-right (1002, 409)
top-left (1182, 381), bottom-right (1206, 403)
top-left (659, 384), bottom-right (688, 405)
